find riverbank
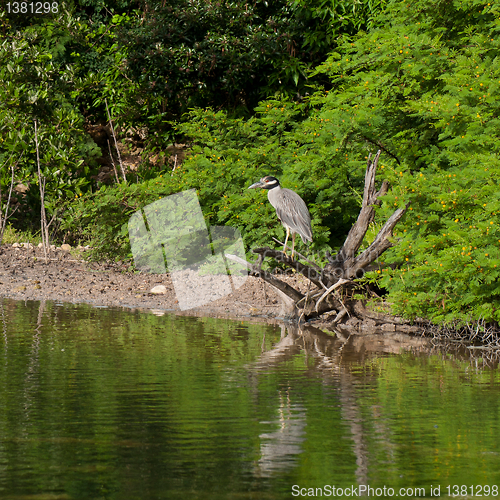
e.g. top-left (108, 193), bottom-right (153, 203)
top-left (2, 243), bottom-right (499, 349)
top-left (0, 243), bottom-right (313, 323)
top-left (0, 243), bottom-right (414, 330)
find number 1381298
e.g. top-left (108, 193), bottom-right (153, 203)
top-left (446, 485), bottom-right (499, 497)
top-left (6, 2), bottom-right (59, 14)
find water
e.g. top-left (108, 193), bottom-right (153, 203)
top-left (0, 298), bottom-right (499, 499)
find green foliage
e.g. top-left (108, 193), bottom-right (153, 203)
top-left (309, 0), bottom-right (500, 323)
top-left (66, 100), bottom-right (367, 261)
top-left (291, 0), bottom-right (389, 52)
top-left (121, 0), bottom-right (390, 118)
top-left (0, 224), bottom-right (42, 245)
top-left (0, 11), bottom-right (101, 230)
top-left (0, 0), bottom-right (390, 238)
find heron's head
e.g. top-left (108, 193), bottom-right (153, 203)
top-left (248, 176), bottom-right (280, 190)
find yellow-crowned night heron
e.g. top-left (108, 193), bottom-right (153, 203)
top-left (248, 176), bottom-right (312, 258)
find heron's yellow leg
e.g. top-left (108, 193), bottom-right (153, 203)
top-left (283, 227), bottom-right (290, 256)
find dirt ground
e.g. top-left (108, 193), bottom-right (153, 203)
top-left (0, 243), bottom-right (315, 323)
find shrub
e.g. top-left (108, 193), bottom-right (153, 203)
top-left (310, 0), bottom-right (500, 323)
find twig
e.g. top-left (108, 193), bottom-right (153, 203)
top-left (47, 209), bottom-right (59, 230)
top-left (360, 135), bottom-right (401, 165)
top-left (0, 151), bottom-right (22, 244)
top-left (171, 154), bottom-right (178, 176)
top-left (315, 278), bottom-right (350, 313)
top-left (105, 99), bottom-right (126, 182)
top-left (34, 121), bottom-right (50, 262)
top-left (107, 139), bottom-right (120, 183)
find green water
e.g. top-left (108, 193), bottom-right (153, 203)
top-left (0, 298), bottom-right (499, 500)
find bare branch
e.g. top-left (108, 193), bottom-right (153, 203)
top-left (315, 278), bottom-right (351, 312)
top-left (47, 209), bottom-right (59, 229)
top-left (105, 99), bottom-right (127, 182)
top-left (171, 154), bottom-right (178, 176)
top-left (335, 150), bottom-right (384, 264)
top-left (35, 121), bottom-right (50, 262)
top-left (0, 151), bottom-right (23, 244)
top-left (252, 247), bottom-right (326, 290)
top-left (107, 139), bottom-right (120, 183)
top-left (349, 203), bottom-right (409, 273)
top-left (225, 253), bottom-right (304, 303)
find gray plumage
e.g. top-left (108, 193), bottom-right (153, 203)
top-left (248, 176), bottom-right (312, 257)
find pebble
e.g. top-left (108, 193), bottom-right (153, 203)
top-left (10, 242), bottom-right (91, 252)
top-left (150, 285), bottom-right (167, 295)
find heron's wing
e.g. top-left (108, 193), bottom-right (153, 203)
top-left (273, 189), bottom-right (313, 242)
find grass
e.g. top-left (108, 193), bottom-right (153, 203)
top-left (1, 224), bottom-right (43, 246)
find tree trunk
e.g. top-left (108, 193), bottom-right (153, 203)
top-left (241, 151), bottom-right (408, 323)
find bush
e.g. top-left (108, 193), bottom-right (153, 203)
top-left (0, 19), bottom-right (101, 233)
top-left (66, 99), bottom-right (368, 262)
top-left (310, 0), bottom-right (500, 323)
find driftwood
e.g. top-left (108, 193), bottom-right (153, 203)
top-left (240, 150), bottom-right (409, 323)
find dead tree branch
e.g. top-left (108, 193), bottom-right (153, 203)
top-left (252, 247), bottom-right (326, 290)
top-left (224, 253), bottom-right (304, 303)
top-left (107, 139), bottom-right (120, 183)
top-left (34, 121), bottom-right (50, 262)
top-left (0, 151), bottom-right (22, 245)
top-left (346, 203), bottom-right (409, 275)
top-left (315, 278), bottom-right (351, 313)
top-left (105, 99), bottom-right (127, 182)
top-left (331, 150), bottom-right (388, 269)
top-left (323, 150), bottom-right (407, 280)
top-left (248, 150), bottom-right (409, 323)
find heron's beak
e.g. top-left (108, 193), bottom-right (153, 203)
top-left (248, 181), bottom-right (264, 189)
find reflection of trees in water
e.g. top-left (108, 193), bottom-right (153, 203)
top-left (249, 325), bottom-right (431, 481)
top-left (426, 341), bottom-right (500, 370)
top-left (19, 301), bottom-right (45, 438)
top-left (256, 387), bottom-right (307, 477)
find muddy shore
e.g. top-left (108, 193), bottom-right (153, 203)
top-left (0, 243), bottom-right (317, 323)
top-left (4, 242), bottom-right (500, 355)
